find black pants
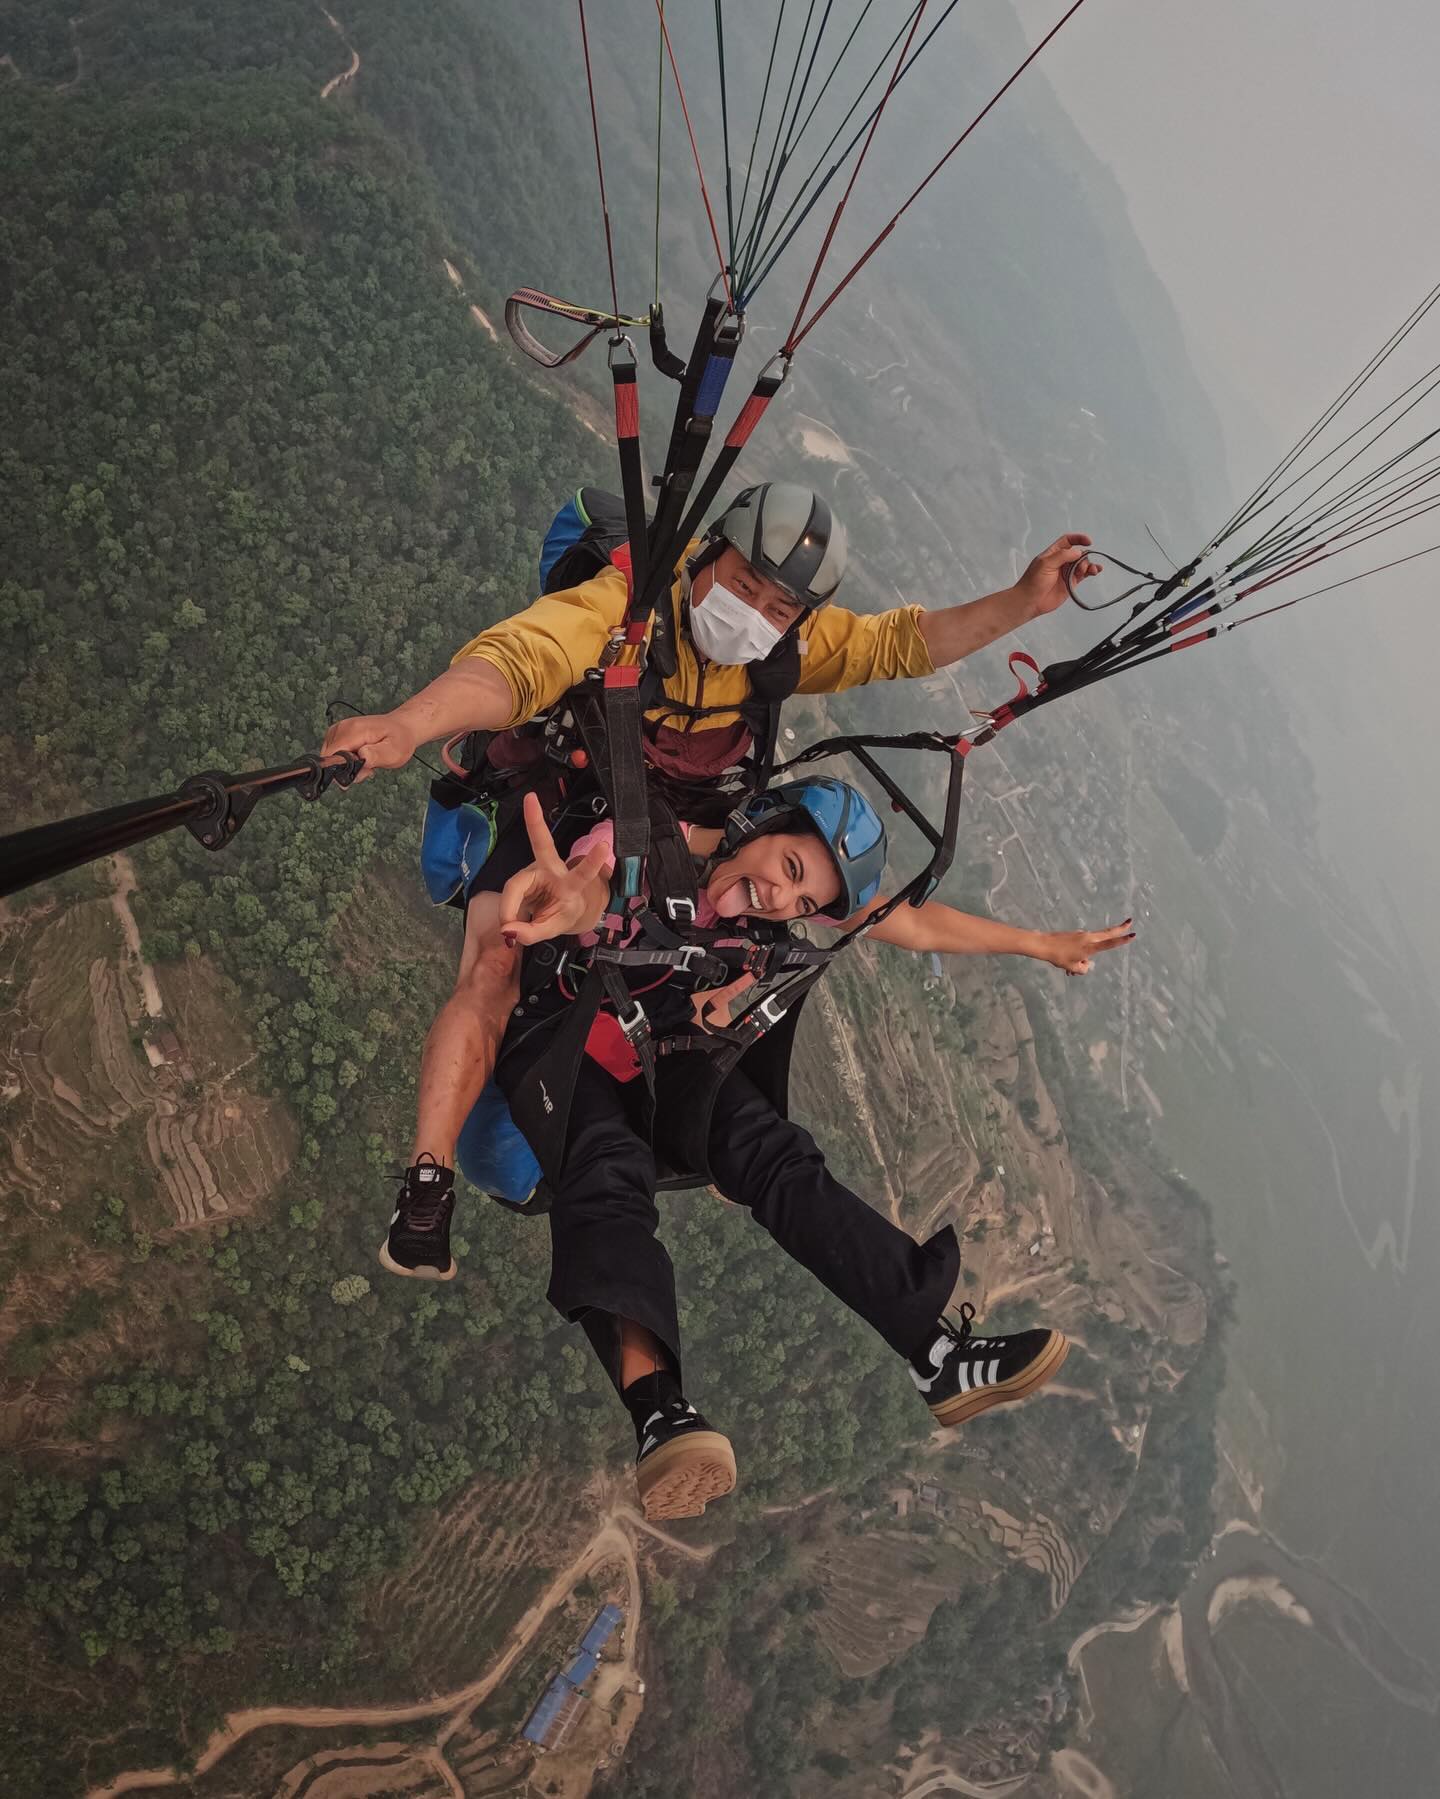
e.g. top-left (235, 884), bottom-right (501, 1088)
top-left (496, 1030), bottom-right (960, 1393)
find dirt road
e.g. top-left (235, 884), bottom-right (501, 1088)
top-left (318, 8), bottom-right (360, 100)
top-left (87, 1519), bottom-right (636, 1797)
top-left (109, 854), bottom-right (163, 1020)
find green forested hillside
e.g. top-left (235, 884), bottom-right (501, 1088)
top-left (1, 7), bottom-right (1228, 1796)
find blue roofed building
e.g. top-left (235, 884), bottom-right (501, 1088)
top-left (563, 1648), bottom-right (598, 1686)
top-left (520, 1603), bottom-right (626, 1752)
top-left (522, 1674), bottom-right (585, 1749)
top-left (580, 1602), bottom-right (623, 1656)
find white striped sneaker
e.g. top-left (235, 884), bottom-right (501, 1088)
top-left (909, 1302), bottom-right (1069, 1428)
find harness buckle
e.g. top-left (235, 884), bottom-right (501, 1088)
top-left (742, 942), bottom-right (773, 977)
top-left (671, 943), bottom-right (708, 974)
top-left (757, 994), bottom-right (789, 1028)
top-left (615, 1000), bottom-right (649, 1041)
top-left (665, 896), bottom-right (697, 924)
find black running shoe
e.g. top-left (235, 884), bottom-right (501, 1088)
top-left (378, 1154), bottom-right (457, 1281)
top-left (909, 1302), bottom-right (1068, 1428)
top-left (634, 1399), bottom-right (737, 1522)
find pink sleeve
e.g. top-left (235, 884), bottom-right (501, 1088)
top-left (567, 819), bottom-right (616, 871)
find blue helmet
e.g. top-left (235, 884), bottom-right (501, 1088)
top-left (740, 775), bottom-right (888, 919)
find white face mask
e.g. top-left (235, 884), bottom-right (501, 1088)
top-left (688, 578), bottom-right (787, 666)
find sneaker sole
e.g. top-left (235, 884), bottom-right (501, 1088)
top-left (929, 1329), bottom-right (1069, 1429)
top-left (636, 1430), bottom-right (738, 1521)
top-left (377, 1242), bottom-right (456, 1282)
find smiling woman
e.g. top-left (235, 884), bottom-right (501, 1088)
top-left (702, 823), bottom-right (842, 921)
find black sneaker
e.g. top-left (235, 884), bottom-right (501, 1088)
top-left (909, 1302), bottom-right (1068, 1428)
top-left (634, 1399), bottom-right (737, 1521)
top-left (378, 1154), bottom-right (457, 1281)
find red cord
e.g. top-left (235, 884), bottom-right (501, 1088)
top-left (784, 2), bottom-right (931, 352)
top-left (654, 0), bottom-right (734, 310)
top-left (578, 0), bottom-right (622, 323)
top-left (788, 0), bottom-right (1092, 352)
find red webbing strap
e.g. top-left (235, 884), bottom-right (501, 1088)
top-left (1169, 605), bottom-right (1219, 633)
top-left (1168, 626), bottom-right (1217, 653)
top-left (725, 385), bottom-right (776, 449)
top-left (674, 356), bottom-right (789, 548)
top-left (1006, 651), bottom-right (1041, 698)
top-left (975, 651), bottom-right (1043, 732)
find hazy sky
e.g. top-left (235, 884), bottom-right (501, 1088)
top-left (1007, 0), bottom-right (1440, 988)
top-left (1009, 0), bottom-right (1439, 445)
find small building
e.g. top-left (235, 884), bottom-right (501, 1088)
top-left (521, 1604), bottom-right (624, 1752)
top-left (563, 1648), bottom-right (598, 1686)
top-left (143, 1026), bottom-right (194, 1082)
top-left (580, 1603), bottom-right (623, 1657)
top-left (522, 1675), bottom-right (587, 1750)
top-left (144, 1027), bottom-right (183, 1069)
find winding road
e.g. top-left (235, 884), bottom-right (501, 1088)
top-left (87, 1515), bottom-right (640, 1798)
top-left (317, 7), bottom-right (360, 101)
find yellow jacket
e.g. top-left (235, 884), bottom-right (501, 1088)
top-left (452, 563), bottom-right (935, 756)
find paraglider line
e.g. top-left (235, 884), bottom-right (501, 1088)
top-left (735, 0), bottom-right (841, 291)
top-left (740, 0), bottom-right (962, 304)
top-left (654, 0), bottom-right (734, 308)
top-left (785, 0), bottom-right (1093, 351)
top-left (733, 0), bottom-right (789, 268)
top-left (712, 3), bottom-right (735, 279)
top-left (784, 0), bottom-right (931, 351)
top-left (577, 0), bottom-right (622, 323)
top-left (655, 5), bottom-right (668, 306)
top-left (1213, 279), bottom-right (1440, 548)
top-left (1226, 541), bottom-right (1440, 632)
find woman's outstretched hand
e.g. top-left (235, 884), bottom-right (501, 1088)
top-left (1040, 918), bottom-right (1136, 975)
top-left (498, 793), bottom-right (611, 946)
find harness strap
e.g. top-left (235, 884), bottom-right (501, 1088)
top-left (675, 354), bottom-right (790, 548)
top-left (635, 299), bottom-right (743, 664)
top-left (609, 339), bottom-right (650, 609)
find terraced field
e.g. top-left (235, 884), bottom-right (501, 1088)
top-left (365, 1469), bottom-right (593, 1693)
top-left (962, 1498), bottom-right (1082, 1611)
top-left (809, 1527), bottom-right (974, 1678)
top-left (0, 878), bottom-right (295, 1230)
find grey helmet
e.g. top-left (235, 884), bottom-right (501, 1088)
top-left (708, 482), bottom-right (847, 608)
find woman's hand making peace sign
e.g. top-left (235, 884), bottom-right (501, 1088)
top-left (497, 793), bottom-right (613, 947)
